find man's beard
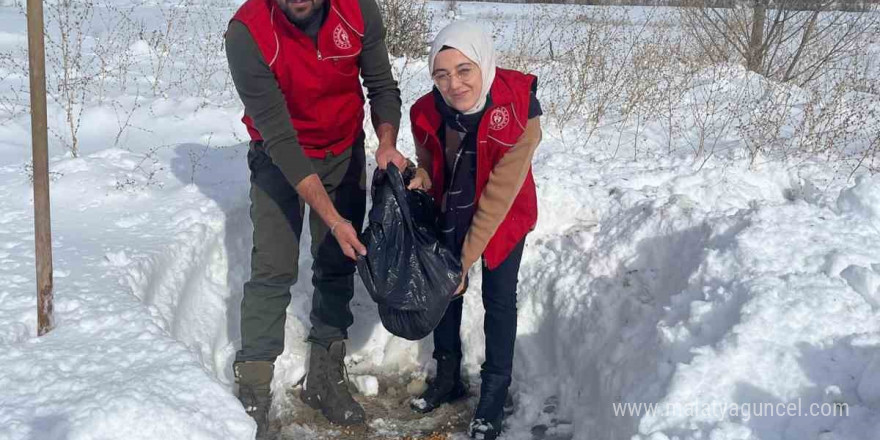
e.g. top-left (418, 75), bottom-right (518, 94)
top-left (286, 0), bottom-right (319, 26)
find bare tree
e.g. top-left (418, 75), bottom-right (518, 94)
top-left (44, 0), bottom-right (97, 157)
top-left (376, 0), bottom-right (433, 58)
top-left (680, 0), bottom-right (879, 86)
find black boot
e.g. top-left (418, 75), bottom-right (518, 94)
top-left (468, 372), bottom-right (511, 440)
top-left (410, 353), bottom-right (467, 413)
top-left (234, 361), bottom-right (275, 439)
top-left (300, 341), bottom-right (366, 425)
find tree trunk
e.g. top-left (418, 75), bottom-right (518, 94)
top-left (747, 0), bottom-right (767, 73)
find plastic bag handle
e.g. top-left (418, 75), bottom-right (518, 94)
top-left (385, 164), bottom-right (416, 233)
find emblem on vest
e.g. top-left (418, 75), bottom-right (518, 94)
top-left (333, 24), bottom-right (352, 50)
top-left (489, 107), bottom-right (510, 131)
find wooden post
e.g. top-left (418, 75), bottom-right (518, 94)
top-left (27, 0), bottom-right (53, 336)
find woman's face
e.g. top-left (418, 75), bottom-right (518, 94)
top-left (432, 48), bottom-right (482, 113)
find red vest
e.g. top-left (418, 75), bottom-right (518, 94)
top-left (410, 69), bottom-right (539, 270)
top-left (232, 0), bottom-right (365, 158)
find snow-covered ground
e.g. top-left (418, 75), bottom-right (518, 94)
top-left (2, 1), bottom-right (880, 439)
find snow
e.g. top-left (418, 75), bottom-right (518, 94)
top-left (838, 176), bottom-right (880, 229)
top-left (354, 375), bottom-right (380, 397)
top-left (2, 1), bottom-right (880, 440)
top-left (411, 398), bottom-right (429, 411)
top-left (0, 147), bottom-right (255, 438)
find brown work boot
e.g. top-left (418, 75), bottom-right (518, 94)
top-left (234, 361), bottom-right (276, 439)
top-left (300, 341), bottom-right (366, 426)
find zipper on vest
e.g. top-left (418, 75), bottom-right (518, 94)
top-left (317, 49), bottom-right (322, 60)
top-left (443, 139), bottom-right (469, 213)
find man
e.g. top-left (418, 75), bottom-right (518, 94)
top-left (225, 0), bottom-right (405, 436)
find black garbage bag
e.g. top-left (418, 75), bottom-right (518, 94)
top-left (356, 164), bottom-right (462, 340)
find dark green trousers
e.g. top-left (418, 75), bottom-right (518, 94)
top-left (236, 133), bottom-right (366, 362)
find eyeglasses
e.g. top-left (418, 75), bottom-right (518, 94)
top-left (432, 64), bottom-right (478, 89)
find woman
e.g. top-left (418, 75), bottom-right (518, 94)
top-left (406, 21), bottom-right (542, 440)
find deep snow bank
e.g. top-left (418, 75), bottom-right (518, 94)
top-left (507, 156), bottom-right (880, 440)
top-left (0, 147), bottom-right (255, 440)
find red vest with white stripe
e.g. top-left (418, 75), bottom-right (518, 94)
top-left (232, 0), bottom-right (365, 158)
top-left (410, 68), bottom-right (539, 270)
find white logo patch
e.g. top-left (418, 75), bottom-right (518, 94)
top-left (333, 24), bottom-right (352, 50)
top-left (489, 107), bottom-right (510, 131)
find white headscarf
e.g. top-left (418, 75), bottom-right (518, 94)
top-left (428, 21), bottom-right (497, 115)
